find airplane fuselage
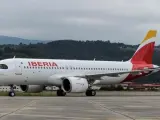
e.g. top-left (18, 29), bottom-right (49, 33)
top-left (0, 58), bottom-right (156, 86)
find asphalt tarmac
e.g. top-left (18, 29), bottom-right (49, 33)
top-left (0, 92), bottom-right (160, 120)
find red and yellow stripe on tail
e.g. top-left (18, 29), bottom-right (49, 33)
top-left (122, 30), bottom-right (157, 83)
top-left (130, 30), bottom-right (157, 64)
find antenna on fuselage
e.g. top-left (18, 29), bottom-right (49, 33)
top-left (13, 56), bottom-right (16, 58)
top-left (93, 58), bottom-right (96, 61)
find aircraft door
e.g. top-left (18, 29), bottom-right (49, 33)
top-left (15, 62), bottom-right (22, 75)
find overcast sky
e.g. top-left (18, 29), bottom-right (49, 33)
top-left (0, 0), bottom-right (160, 45)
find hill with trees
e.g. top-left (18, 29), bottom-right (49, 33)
top-left (0, 35), bottom-right (49, 45)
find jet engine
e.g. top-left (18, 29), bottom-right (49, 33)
top-left (62, 77), bottom-right (89, 93)
top-left (20, 85), bottom-right (45, 93)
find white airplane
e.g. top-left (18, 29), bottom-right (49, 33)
top-left (0, 30), bottom-right (159, 97)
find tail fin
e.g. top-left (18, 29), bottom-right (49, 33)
top-left (130, 30), bottom-right (157, 64)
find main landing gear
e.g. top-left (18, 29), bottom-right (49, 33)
top-left (8, 85), bottom-right (16, 97)
top-left (85, 89), bottom-right (96, 96)
top-left (56, 89), bottom-right (96, 96)
top-left (56, 88), bottom-right (66, 96)
top-left (56, 87), bottom-right (96, 96)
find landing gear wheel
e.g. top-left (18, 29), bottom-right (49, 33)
top-left (8, 85), bottom-right (16, 97)
top-left (57, 89), bottom-right (66, 96)
top-left (8, 91), bottom-right (16, 97)
top-left (85, 90), bottom-right (96, 96)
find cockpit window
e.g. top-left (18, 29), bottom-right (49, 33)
top-left (0, 64), bottom-right (8, 69)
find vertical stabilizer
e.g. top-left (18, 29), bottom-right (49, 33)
top-left (130, 30), bottom-right (157, 64)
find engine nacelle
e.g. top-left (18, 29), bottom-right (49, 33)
top-left (62, 77), bottom-right (89, 93)
top-left (20, 85), bottom-right (45, 93)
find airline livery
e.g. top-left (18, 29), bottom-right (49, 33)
top-left (0, 30), bottom-right (159, 97)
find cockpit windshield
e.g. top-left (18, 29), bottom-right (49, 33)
top-left (0, 64), bottom-right (8, 69)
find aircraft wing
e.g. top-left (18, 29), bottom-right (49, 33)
top-left (48, 67), bottom-right (160, 84)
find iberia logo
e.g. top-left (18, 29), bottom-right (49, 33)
top-left (28, 61), bottom-right (58, 67)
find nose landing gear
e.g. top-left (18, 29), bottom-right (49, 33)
top-left (8, 85), bottom-right (16, 97)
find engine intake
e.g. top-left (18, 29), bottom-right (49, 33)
top-left (62, 77), bottom-right (89, 93)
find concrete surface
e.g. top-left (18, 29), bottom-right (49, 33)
top-left (0, 93), bottom-right (160, 119)
top-left (67, 91), bottom-right (160, 96)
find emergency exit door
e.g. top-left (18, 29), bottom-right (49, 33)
top-left (15, 62), bottom-right (22, 75)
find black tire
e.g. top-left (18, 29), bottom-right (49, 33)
top-left (91, 90), bottom-right (96, 96)
top-left (85, 90), bottom-right (96, 96)
top-left (8, 91), bottom-right (16, 97)
top-left (57, 90), bottom-right (66, 96)
top-left (85, 90), bottom-right (90, 96)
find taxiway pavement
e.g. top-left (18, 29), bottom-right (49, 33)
top-left (0, 92), bottom-right (160, 120)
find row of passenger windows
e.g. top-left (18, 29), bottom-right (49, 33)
top-left (24, 66), bottom-right (128, 71)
